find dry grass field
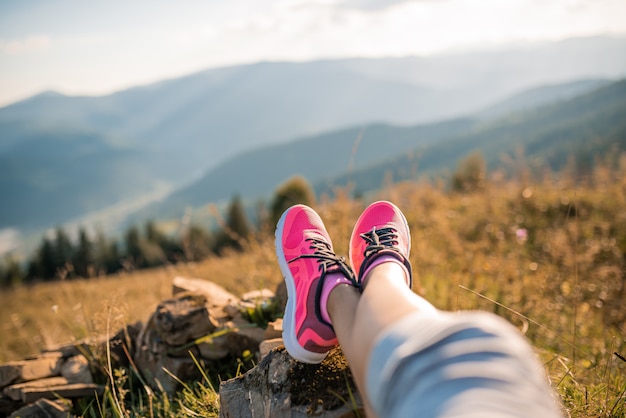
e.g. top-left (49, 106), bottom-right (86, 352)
top-left (1, 161), bottom-right (625, 417)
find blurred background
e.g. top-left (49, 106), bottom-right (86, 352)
top-left (1, 0), bottom-right (626, 280)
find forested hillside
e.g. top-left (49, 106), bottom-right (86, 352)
top-left (322, 79), bottom-right (626, 196)
top-left (141, 78), bottom-right (626, 220)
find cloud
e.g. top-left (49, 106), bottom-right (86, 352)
top-left (0, 35), bottom-right (50, 55)
top-left (337, 0), bottom-right (431, 11)
top-left (1, 0), bottom-right (625, 107)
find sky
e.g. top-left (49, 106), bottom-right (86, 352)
top-left (1, 0), bottom-right (625, 107)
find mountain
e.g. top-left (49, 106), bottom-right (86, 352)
top-left (321, 79), bottom-right (626, 196)
top-left (135, 118), bottom-right (475, 219)
top-left (137, 78), bottom-right (626, 222)
top-left (0, 125), bottom-right (161, 229)
top-left (1, 35), bottom-right (625, 231)
top-left (477, 78), bottom-right (611, 119)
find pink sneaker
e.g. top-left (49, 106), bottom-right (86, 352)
top-left (275, 205), bottom-right (356, 363)
top-left (349, 201), bottom-right (413, 289)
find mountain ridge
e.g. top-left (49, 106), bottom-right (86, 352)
top-left (1, 35), bottom-right (625, 234)
top-left (135, 78), bottom-right (625, 223)
top-left (320, 78), bottom-right (626, 198)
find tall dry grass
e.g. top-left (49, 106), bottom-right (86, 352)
top-left (0, 245), bottom-right (282, 363)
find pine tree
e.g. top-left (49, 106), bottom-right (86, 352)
top-left (93, 230), bottom-right (121, 275)
top-left (183, 225), bottom-right (213, 261)
top-left (72, 228), bottom-right (94, 278)
top-left (214, 195), bottom-right (251, 254)
top-left (269, 176), bottom-right (316, 227)
top-left (145, 220), bottom-right (165, 245)
top-left (145, 220), bottom-right (183, 263)
top-left (104, 241), bottom-right (122, 274)
top-left (27, 236), bottom-right (56, 280)
top-left (124, 226), bottom-right (143, 269)
top-left (53, 227), bottom-right (74, 278)
top-left (227, 195), bottom-right (251, 242)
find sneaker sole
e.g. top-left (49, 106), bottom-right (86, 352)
top-left (275, 207), bottom-right (328, 364)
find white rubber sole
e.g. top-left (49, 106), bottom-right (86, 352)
top-left (275, 208), bottom-right (327, 364)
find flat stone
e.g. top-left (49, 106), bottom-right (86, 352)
top-left (0, 355), bottom-right (63, 388)
top-left (259, 338), bottom-right (283, 360)
top-left (42, 337), bottom-right (106, 359)
top-left (264, 319), bottom-right (283, 340)
top-left (172, 277), bottom-right (240, 308)
top-left (4, 377), bottom-right (69, 401)
top-left (241, 289), bottom-right (274, 302)
top-left (8, 398), bottom-right (70, 418)
top-left (41, 322), bottom-right (141, 370)
top-left (9, 382), bottom-right (104, 404)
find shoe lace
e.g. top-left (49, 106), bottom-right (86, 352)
top-left (360, 226), bottom-right (399, 258)
top-left (289, 238), bottom-right (356, 284)
top-left (358, 226), bottom-right (413, 290)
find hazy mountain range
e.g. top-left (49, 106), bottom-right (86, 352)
top-left (1, 35), bottom-right (625, 244)
top-left (136, 77), bottom-right (625, 223)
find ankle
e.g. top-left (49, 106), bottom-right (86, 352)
top-left (319, 273), bottom-right (354, 325)
top-left (361, 257), bottom-right (410, 291)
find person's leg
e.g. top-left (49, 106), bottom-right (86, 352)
top-left (327, 262), bottom-right (438, 417)
top-left (327, 262), bottom-right (435, 396)
top-left (327, 200), bottom-right (438, 416)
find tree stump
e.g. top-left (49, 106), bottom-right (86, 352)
top-left (219, 347), bottom-right (364, 418)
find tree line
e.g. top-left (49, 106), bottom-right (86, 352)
top-left (0, 176), bottom-right (316, 287)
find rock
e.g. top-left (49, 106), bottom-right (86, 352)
top-left (5, 380), bottom-right (104, 404)
top-left (0, 355), bottom-right (63, 389)
top-left (60, 356), bottom-right (92, 384)
top-left (225, 325), bottom-right (266, 357)
top-left (258, 338), bottom-right (283, 360)
top-left (0, 394), bottom-right (23, 417)
top-left (136, 353), bottom-right (202, 394)
top-left (42, 337), bottom-right (107, 359)
top-left (2, 278), bottom-right (308, 414)
top-left (135, 292), bottom-right (217, 392)
top-left (222, 304), bottom-right (240, 318)
top-left (8, 398), bottom-right (70, 418)
top-left (4, 377), bottom-right (68, 401)
top-left (106, 322), bottom-right (142, 369)
top-left (154, 293), bottom-right (218, 346)
top-left (40, 322), bottom-right (141, 371)
top-left (274, 281), bottom-right (288, 314)
top-left (241, 289), bottom-right (274, 302)
top-left (219, 347), bottom-right (364, 418)
top-left (197, 339), bottom-right (230, 361)
top-left (264, 319), bottom-right (283, 340)
top-left (172, 277), bottom-right (239, 308)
